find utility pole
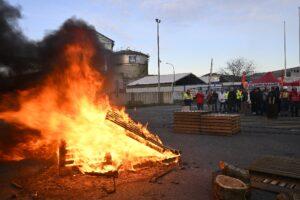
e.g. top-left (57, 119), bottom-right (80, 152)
top-left (155, 18), bottom-right (161, 104)
top-left (208, 58), bottom-right (213, 91)
top-left (283, 21), bottom-right (287, 78)
top-left (298, 7), bottom-right (300, 65)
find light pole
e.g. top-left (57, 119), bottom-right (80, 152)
top-left (166, 62), bottom-right (175, 103)
top-left (155, 18), bottom-right (161, 104)
top-left (298, 7), bottom-right (300, 65)
top-left (283, 21), bottom-right (287, 78)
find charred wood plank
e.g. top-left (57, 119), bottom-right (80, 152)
top-left (106, 110), bottom-right (179, 155)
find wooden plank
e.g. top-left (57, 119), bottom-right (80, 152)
top-left (249, 156), bottom-right (300, 179)
top-left (250, 173), bottom-right (300, 195)
top-left (173, 119), bottom-right (201, 122)
top-left (200, 124), bottom-right (239, 128)
top-left (201, 130), bottom-right (239, 134)
top-left (174, 127), bottom-right (201, 130)
top-left (173, 129), bottom-right (201, 134)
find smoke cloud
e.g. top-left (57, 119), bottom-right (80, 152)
top-left (0, 0), bottom-right (38, 75)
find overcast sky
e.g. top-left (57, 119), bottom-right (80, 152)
top-left (8, 0), bottom-right (300, 76)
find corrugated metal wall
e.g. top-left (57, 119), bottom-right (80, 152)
top-left (126, 92), bottom-right (173, 104)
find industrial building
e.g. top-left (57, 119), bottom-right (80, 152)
top-left (110, 49), bottom-right (149, 105)
top-left (95, 32), bottom-right (150, 105)
top-left (126, 73), bottom-right (205, 105)
top-left (112, 49), bottom-right (149, 87)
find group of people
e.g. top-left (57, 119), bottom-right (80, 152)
top-left (183, 86), bottom-right (300, 118)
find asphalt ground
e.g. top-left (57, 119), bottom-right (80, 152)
top-left (105, 105), bottom-right (300, 200)
top-left (0, 105), bottom-right (299, 199)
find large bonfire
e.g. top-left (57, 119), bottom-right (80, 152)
top-left (0, 19), bottom-right (178, 174)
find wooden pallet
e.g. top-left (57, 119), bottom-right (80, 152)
top-left (174, 112), bottom-right (241, 135)
top-left (249, 156), bottom-right (300, 196)
top-left (200, 114), bottom-right (241, 135)
top-left (173, 111), bottom-right (210, 134)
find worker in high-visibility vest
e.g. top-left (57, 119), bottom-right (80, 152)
top-left (280, 86), bottom-right (290, 116)
top-left (224, 90), bottom-right (229, 113)
top-left (183, 89), bottom-right (193, 107)
top-left (218, 88), bottom-right (226, 113)
top-left (236, 89), bottom-right (243, 112)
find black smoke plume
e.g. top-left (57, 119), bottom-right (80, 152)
top-left (0, 0), bottom-right (108, 91)
top-left (0, 0), bottom-right (38, 75)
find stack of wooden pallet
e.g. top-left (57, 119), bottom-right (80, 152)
top-left (173, 112), bottom-right (240, 135)
top-left (200, 114), bottom-right (241, 135)
top-left (173, 111), bottom-right (210, 134)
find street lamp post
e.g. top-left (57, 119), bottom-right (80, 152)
top-left (155, 18), bottom-right (161, 104)
top-left (283, 21), bottom-right (287, 78)
top-left (166, 62), bottom-right (175, 103)
top-left (298, 7), bottom-right (300, 65)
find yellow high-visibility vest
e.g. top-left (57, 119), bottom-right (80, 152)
top-left (183, 92), bottom-right (193, 100)
top-left (224, 92), bottom-right (229, 100)
top-left (236, 90), bottom-right (243, 100)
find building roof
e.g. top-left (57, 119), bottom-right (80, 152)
top-left (96, 32), bottom-right (114, 43)
top-left (252, 66), bottom-right (300, 79)
top-left (114, 49), bottom-right (149, 57)
top-left (219, 75), bottom-right (241, 82)
top-left (128, 73), bottom-right (204, 87)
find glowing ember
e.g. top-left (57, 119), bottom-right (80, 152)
top-left (0, 34), bottom-right (178, 174)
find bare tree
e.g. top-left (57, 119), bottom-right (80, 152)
top-left (220, 57), bottom-right (255, 77)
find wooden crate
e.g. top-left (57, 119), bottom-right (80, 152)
top-left (200, 114), bottom-right (241, 135)
top-left (173, 111), bottom-right (210, 134)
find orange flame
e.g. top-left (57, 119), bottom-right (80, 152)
top-left (0, 42), bottom-right (178, 173)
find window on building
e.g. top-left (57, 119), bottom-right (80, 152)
top-left (129, 55), bottom-right (137, 63)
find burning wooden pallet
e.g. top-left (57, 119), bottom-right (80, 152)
top-left (105, 110), bottom-right (179, 155)
top-left (173, 111), bottom-right (210, 134)
top-left (58, 110), bottom-right (180, 176)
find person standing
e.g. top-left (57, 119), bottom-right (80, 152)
top-left (256, 88), bottom-right (263, 115)
top-left (227, 87), bottom-right (236, 113)
top-left (250, 89), bottom-right (257, 114)
top-left (275, 87), bottom-right (281, 114)
top-left (211, 90), bottom-right (218, 112)
top-left (236, 88), bottom-right (243, 113)
top-left (290, 87), bottom-right (299, 117)
top-left (262, 88), bottom-right (269, 115)
top-left (218, 88), bottom-right (226, 113)
top-left (279, 86), bottom-right (290, 116)
top-left (183, 89), bottom-right (193, 109)
top-left (267, 87), bottom-right (278, 119)
top-left (224, 90), bottom-right (229, 113)
top-left (240, 89), bottom-right (248, 114)
top-left (195, 88), bottom-right (205, 110)
top-left (206, 89), bottom-right (213, 112)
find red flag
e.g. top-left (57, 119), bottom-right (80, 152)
top-left (242, 72), bottom-right (247, 88)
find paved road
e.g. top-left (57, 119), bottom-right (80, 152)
top-left (0, 105), bottom-right (299, 199)
top-left (104, 105), bottom-right (300, 200)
